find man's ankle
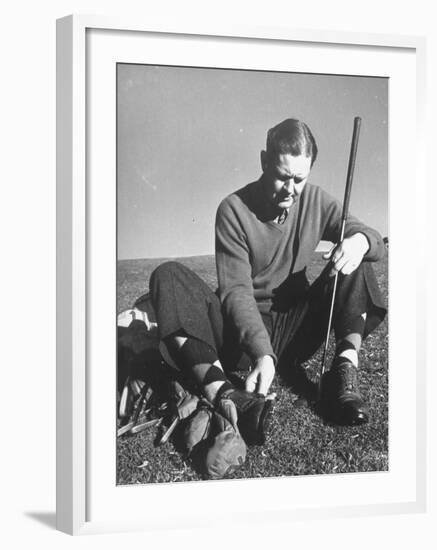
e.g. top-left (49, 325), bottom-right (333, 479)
top-left (213, 382), bottom-right (234, 404)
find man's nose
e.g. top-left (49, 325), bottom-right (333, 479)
top-left (284, 180), bottom-right (294, 192)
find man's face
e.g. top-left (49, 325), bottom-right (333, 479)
top-left (261, 152), bottom-right (312, 210)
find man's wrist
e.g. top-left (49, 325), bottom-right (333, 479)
top-left (255, 355), bottom-right (276, 367)
top-left (352, 232), bottom-right (370, 255)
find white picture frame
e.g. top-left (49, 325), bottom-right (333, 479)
top-left (56, 14), bottom-right (427, 535)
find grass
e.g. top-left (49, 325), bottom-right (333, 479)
top-left (117, 252), bottom-right (388, 484)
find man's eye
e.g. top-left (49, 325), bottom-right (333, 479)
top-left (294, 178), bottom-right (303, 184)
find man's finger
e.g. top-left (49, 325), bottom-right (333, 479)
top-left (266, 392), bottom-right (277, 401)
top-left (341, 261), bottom-right (357, 275)
top-left (245, 371), bottom-right (257, 393)
top-left (334, 256), bottom-right (348, 273)
top-left (323, 244), bottom-right (336, 260)
top-left (331, 255), bottom-right (348, 276)
top-left (331, 247), bottom-right (345, 264)
top-left (329, 262), bottom-right (339, 277)
top-left (257, 376), bottom-right (271, 396)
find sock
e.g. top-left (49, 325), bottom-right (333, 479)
top-left (177, 338), bottom-right (217, 369)
top-left (167, 337), bottom-right (231, 391)
top-left (215, 381), bottom-right (235, 402)
top-left (335, 313), bottom-right (366, 368)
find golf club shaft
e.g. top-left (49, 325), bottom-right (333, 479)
top-left (319, 117), bottom-right (362, 395)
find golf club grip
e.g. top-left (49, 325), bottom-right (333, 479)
top-left (341, 116), bottom-right (361, 225)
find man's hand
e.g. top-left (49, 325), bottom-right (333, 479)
top-left (245, 355), bottom-right (275, 395)
top-left (323, 232), bottom-right (369, 277)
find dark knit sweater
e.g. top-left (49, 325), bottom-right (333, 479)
top-left (215, 179), bottom-right (385, 361)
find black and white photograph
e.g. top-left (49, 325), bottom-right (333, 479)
top-left (116, 63), bottom-right (388, 484)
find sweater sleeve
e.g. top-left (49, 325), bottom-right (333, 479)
top-left (320, 189), bottom-right (385, 261)
top-left (215, 198), bottom-right (275, 362)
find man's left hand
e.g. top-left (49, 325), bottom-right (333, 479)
top-left (245, 355), bottom-right (275, 396)
top-left (323, 232), bottom-right (369, 277)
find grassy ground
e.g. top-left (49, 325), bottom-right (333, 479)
top-left (117, 252), bottom-right (388, 484)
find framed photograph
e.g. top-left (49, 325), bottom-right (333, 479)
top-left (56, 15), bottom-right (426, 535)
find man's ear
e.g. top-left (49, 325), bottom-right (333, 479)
top-left (260, 150), bottom-right (267, 171)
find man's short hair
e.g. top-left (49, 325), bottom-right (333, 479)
top-left (266, 119), bottom-right (318, 166)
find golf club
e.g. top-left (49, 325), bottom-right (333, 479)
top-left (318, 116), bottom-right (362, 397)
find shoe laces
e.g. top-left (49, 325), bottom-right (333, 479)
top-left (335, 362), bottom-right (358, 393)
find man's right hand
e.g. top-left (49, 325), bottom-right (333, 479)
top-left (245, 355), bottom-right (275, 396)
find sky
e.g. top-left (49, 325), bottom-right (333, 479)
top-left (117, 64), bottom-right (388, 260)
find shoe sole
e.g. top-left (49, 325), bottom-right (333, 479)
top-left (336, 402), bottom-right (369, 426)
top-left (253, 399), bottom-right (274, 445)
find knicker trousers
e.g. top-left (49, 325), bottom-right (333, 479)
top-left (145, 260), bottom-right (387, 373)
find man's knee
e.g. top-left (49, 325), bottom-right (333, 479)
top-left (152, 260), bottom-right (184, 278)
top-left (150, 261), bottom-right (207, 306)
top-left (150, 261), bottom-right (185, 288)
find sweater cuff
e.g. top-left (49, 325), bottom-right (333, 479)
top-left (359, 231), bottom-right (378, 260)
top-left (248, 341), bottom-right (277, 365)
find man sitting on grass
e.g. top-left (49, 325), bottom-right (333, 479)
top-left (149, 118), bottom-right (386, 449)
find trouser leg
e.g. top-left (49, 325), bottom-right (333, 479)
top-left (149, 261), bottom-right (224, 352)
top-left (149, 261), bottom-right (231, 400)
top-left (275, 261), bottom-right (387, 369)
top-left (331, 261), bottom-right (386, 339)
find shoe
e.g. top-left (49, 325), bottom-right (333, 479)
top-left (184, 403), bottom-right (213, 455)
top-left (217, 388), bottom-right (273, 445)
top-left (322, 359), bottom-right (369, 425)
top-left (184, 399), bottom-right (247, 480)
top-left (205, 427), bottom-right (247, 479)
top-left (204, 400), bottom-right (247, 479)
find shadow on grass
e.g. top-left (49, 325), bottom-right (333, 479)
top-left (276, 362), bottom-right (356, 428)
top-left (278, 363), bottom-right (318, 400)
